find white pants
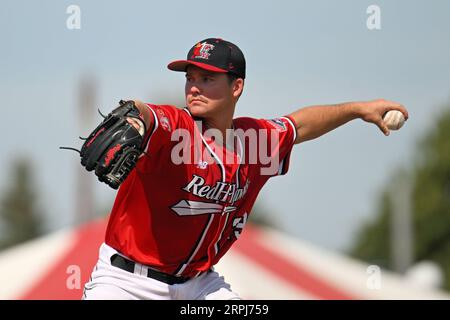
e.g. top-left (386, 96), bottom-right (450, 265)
top-left (82, 243), bottom-right (240, 300)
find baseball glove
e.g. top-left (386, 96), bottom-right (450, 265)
top-left (62, 100), bottom-right (147, 189)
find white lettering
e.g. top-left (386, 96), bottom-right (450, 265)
top-left (260, 129), bottom-right (280, 176)
top-left (171, 128), bottom-right (191, 165)
top-left (366, 265), bottom-right (382, 290)
top-left (66, 5), bottom-right (81, 30)
top-left (66, 265), bottom-right (81, 289)
top-left (366, 5), bottom-right (381, 30)
top-left (182, 175), bottom-right (205, 193)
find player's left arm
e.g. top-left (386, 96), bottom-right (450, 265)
top-left (287, 99), bottom-right (409, 144)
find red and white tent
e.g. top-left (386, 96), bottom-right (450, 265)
top-left (0, 219), bottom-right (448, 300)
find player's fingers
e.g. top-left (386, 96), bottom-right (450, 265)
top-left (126, 118), bottom-right (139, 129)
top-left (127, 117), bottom-right (145, 136)
top-left (387, 105), bottom-right (409, 121)
top-left (376, 119), bottom-right (390, 136)
top-left (380, 100), bottom-right (409, 121)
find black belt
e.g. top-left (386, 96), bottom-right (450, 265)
top-left (110, 254), bottom-right (190, 285)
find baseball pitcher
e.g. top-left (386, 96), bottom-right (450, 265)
top-left (75, 38), bottom-right (408, 299)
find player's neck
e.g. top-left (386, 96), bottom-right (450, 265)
top-left (202, 114), bottom-right (235, 149)
top-left (203, 117), bottom-right (231, 137)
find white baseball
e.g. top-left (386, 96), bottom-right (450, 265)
top-left (383, 110), bottom-right (405, 130)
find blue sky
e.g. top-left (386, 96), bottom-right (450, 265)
top-left (1, 0), bottom-right (449, 251)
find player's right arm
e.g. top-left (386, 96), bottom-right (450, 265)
top-left (288, 99), bottom-right (409, 144)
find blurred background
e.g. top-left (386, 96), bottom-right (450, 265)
top-left (0, 0), bottom-right (449, 299)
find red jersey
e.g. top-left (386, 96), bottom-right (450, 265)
top-left (105, 104), bottom-right (297, 278)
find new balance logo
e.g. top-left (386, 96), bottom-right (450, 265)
top-left (196, 160), bottom-right (208, 169)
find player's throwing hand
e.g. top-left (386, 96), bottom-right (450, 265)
top-left (356, 99), bottom-right (409, 136)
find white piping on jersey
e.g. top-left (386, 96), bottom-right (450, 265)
top-left (280, 116), bottom-right (297, 144)
top-left (178, 107), bottom-right (227, 275)
top-left (175, 214), bottom-right (215, 276)
top-left (182, 108), bottom-right (226, 181)
top-left (276, 116), bottom-right (297, 175)
top-left (142, 105), bottom-right (159, 156)
top-left (213, 134), bottom-right (243, 255)
top-left (201, 135), bottom-right (226, 181)
top-left (236, 134), bottom-right (244, 168)
top-left (182, 108), bottom-right (190, 116)
top-left (213, 213), bottom-right (229, 255)
top-left (278, 158), bottom-right (285, 175)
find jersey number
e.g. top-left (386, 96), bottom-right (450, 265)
top-left (232, 213), bottom-right (248, 239)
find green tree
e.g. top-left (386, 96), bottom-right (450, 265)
top-left (350, 102), bottom-right (450, 290)
top-left (350, 190), bottom-right (392, 269)
top-left (0, 158), bottom-right (45, 250)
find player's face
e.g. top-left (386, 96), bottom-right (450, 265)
top-left (185, 66), bottom-right (238, 118)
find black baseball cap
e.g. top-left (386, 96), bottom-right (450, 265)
top-left (168, 38), bottom-right (246, 79)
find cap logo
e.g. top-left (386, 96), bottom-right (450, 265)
top-left (192, 42), bottom-right (215, 60)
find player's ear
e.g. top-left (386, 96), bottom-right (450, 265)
top-left (232, 78), bottom-right (244, 99)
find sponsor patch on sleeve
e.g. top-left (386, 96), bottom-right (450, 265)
top-left (268, 118), bottom-right (287, 132)
top-left (156, 108), bottom-right (172, 132)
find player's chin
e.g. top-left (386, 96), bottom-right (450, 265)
top-left (187, 103), bottom-right (209, 117)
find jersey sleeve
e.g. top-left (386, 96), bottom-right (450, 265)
top-left (135, 104), bottom-right (190, 173)
top-left (256, 116), bottom-right (297, 177)
top-left (142, 104), bottom-right (185, 155)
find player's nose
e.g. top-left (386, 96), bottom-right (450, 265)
top-left (188, 83), bottom-right (201, 95)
